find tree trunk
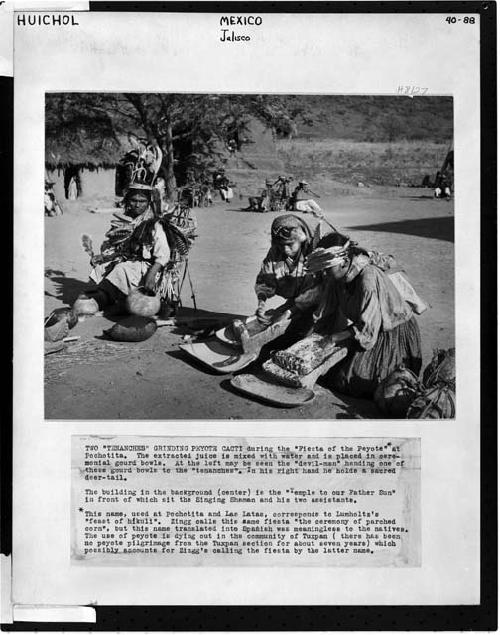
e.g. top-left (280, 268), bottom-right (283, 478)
top-left (160, 121), bottom-right (177, 203)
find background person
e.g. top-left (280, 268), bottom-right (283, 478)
top-left (213, 168), bottom-right (231, 202)
top-left (434, 171), bottom-right (452, 200)
top-left (289, 180), bottom-right (323, 215)
top-left (248, 178), bottom-right (274, 212)
top-left (44, 180), bottom-right (63, 216)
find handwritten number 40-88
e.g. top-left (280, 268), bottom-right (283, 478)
top-left (446, 16), bottom-right (475, 23)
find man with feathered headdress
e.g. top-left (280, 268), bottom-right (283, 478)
top-left (76, 183), bottom-right (171, 314)
top-left (75, 143), bottom-right (196, 316)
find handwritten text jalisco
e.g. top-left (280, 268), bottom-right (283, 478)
top-left (219, 15), bottom-right (262, 42)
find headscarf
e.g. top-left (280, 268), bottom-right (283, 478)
top-left (305, 240), bottom-right (351, 273)
top-left (271, 214), bottom-right (312, 245)
top-left (305, 231), bottom-right (374, 283)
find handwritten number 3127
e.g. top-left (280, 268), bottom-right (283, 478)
top-left (446, 16), bottom-right (475, 23)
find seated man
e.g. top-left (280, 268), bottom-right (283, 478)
top-left (74, 184), bottom-right (170, 314)
top-left (288, 180), bottom-right (323, 215)
top-left (247, 178), bottom-right (274, 212)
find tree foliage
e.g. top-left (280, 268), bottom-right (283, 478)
top-left (46, 93), bottom-right (312, 199)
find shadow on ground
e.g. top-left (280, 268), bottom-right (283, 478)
top-left (219, 374), bottom-right (381, 418)
top-left (45, 269), bottom-right (89, 304)
top-left (166, 349), bottom-right (226, 376)
top-left (348, 215), bottom-right (454, 242)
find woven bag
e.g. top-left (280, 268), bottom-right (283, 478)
top-left (422, 348), bottom-right (455, 388)
top-left (374, 365), bottom-right (421, 418)
top-left (407, 384), bottom-right (456, 419)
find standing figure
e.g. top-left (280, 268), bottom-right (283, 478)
top-left (199, 180), bottom-right (213, 206)
top-left (213, 169), bottom-right (231, 202)
top-left (68, 176), bottom-right (78, 200)
top-left (289, 180), bottom-right (323, 215)
top-left (434, 172), bottom-right (452, 200)
top-left (273, 176), bottom-right (292, 210)
top-left (306, 233), bottom-right (423, 398)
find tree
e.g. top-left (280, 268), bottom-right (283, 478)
top-left (46, 93), bottom-right (314, 201)
top-left (380, 114), bottom-right (405, 143)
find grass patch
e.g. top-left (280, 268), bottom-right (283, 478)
top-left (277, 139), bottom-right (451, 186)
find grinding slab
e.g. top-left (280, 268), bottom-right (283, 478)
top-left (179, 338), bottom-right (258, 374)
top-left (263, 346), bottom-right (349, 389)
top-left (215, 313), bottom-right (292, 353)
top-left (230, 374), bottom-right (316, 408)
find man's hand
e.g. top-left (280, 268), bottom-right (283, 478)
top-left (144, 262), bottom-right (162, 293)
top-left (143, 274), bottom-right (156, 293)
top-left (90, 254), bottom-right (104, 266)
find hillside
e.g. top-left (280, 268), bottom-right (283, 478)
top-left (290, 95), bottom-right (453, 143)
top-left (277, 139), bottom-right (450, 187)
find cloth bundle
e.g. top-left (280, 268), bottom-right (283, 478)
top-left (374, 366), bottom-right (421, 418)
top-left (374, 348), bottom-right (456, 419)
top-left (407, 384), bottom-right (456, 419)
top-left (388, 271), bottom-right (429, 315)
top-left (422, 347), bottom-right (455, 388)
top-left (44, 307), bottom-right (78, 342)
top-left (273, 333), bottom-right (341, 376)
top-left (407, 348), bottom-right (456, 419)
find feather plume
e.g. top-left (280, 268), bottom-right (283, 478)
top-left (81, 234), bottom-right (94, 257)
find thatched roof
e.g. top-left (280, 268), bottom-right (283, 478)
top-left (45, 93), bottom-right (143, 169)
top-left (45, 129), bottom-right (127, 170)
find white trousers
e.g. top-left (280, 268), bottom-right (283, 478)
top-left (295, 199), bottom-right (322, 213)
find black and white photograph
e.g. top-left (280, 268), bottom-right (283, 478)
top-left (44, 92), bottom-right (455, 420)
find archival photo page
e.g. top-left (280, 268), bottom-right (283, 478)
top-left (11, 8), bottom-right (482, 614)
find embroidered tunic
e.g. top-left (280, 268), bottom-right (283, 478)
top-left (254, 216), bottom-right (332, 312)
top-left (90, 221), bottom-right (170, 295)
top-left (255, 246), bottom-right (321, 311)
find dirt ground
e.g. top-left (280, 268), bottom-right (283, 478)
top-left (44, 187), bottom-right (454, 420)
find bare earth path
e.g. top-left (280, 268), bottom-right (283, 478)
top-left (44, 187), bottom-right (454, 420)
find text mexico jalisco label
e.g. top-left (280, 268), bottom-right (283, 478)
top-left (219, 15), bottom-right (262, 42)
